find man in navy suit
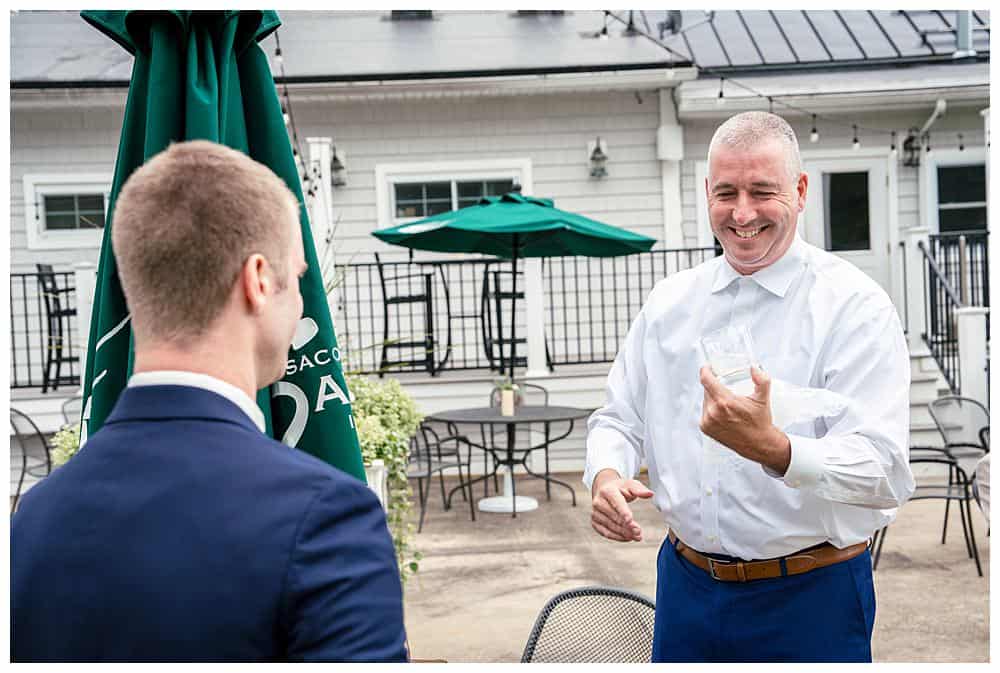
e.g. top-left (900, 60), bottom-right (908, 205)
top-left (12, 141), bottom-right (408, 662)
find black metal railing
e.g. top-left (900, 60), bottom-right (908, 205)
top-left (543, 247), bottom-right (717, 366)
top-left (928, 231), bottom-right (989, 309)
top-left (330, 247), bottom-right (718, 376)
top-left (919, 241), bottom-right (962, 394)
top-left (10, 271), bottom-right (81, 390)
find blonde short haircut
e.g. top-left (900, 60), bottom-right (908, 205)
top-left (112, 140), bottom-right (299, 342)
top-left (708, 111), bottom-right (802, 181)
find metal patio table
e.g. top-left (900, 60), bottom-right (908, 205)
top-left (426, 404), bottom-right (590, 517)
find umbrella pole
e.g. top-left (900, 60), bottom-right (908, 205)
top-left (510, 237), bottom-right (518, 380)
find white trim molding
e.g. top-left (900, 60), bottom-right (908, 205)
top-left (918, 147), bottom-right (987, 234)
top-left (374, 158), bottom-right (533, 230)
top-left (22, 173), bottom-right (112, 250)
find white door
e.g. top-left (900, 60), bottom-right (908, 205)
top-left (802, 157), bottom-right (891, 295)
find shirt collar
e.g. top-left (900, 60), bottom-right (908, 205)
top-left (127, 370), bottom-right (266, 433)
top-left (711, 235), bottom-right (807, 298)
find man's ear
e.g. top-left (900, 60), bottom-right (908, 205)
top-left (796, 171), bottom-right (809, 211)
top-left (241, 253), bottom-right (269, 314)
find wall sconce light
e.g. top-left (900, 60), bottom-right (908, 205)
top-left (902, 128), bottom-right (920, 167)
top-left (330, 147), bottom-right (346, 187)
top-left (589, 137), bottom-right (608, 179)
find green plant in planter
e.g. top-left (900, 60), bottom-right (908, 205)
top-left (491, 376), bottom-right (523, 408)
top-left (51, 423), bottom-right (82, 468)
top-left (345, 374), bottom-right (423, 585)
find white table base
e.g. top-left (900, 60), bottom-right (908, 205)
top-left (477, 467), bottom-right (538, 513)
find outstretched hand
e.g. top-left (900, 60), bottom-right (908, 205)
top-left (590, 469), bottom-right (654, 542)
top-left (699, 365), bottom-right (791, 475)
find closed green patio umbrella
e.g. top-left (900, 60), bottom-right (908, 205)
top-left (78, 10), bottom-right (365, 480)
top-left (372, 192), bottom-right (656, 377)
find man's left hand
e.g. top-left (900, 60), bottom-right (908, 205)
top-left (699, 365), bottom-right (791, 475)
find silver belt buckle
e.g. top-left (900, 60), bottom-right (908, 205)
top-left (707, 557), bottom-right (731, 580)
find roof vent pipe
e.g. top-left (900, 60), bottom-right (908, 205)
top-left (953, 11), bottom-right (977, 59)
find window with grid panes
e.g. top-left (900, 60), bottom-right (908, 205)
top-left (42, 194), bottom-right (106, 231)
top-left (393, 178), bottom-right (516, 219)
top-left (937, 164), bottom-right (986, 233)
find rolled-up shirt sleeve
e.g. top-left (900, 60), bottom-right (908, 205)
top-left (767, 300), bottom-right (916, 510)
top-left (584, 306), bottom-right (649, 491)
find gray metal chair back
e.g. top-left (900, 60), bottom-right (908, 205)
top-left (928, 396), bottom-right (989, 464)
top-left (61, 395), bottom-right (84, 426)
top-left (521, 586), bottom-right (656, 663)
top-left (10, 408), bottom-right (52, 513)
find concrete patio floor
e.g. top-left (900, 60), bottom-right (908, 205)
top-left (402, 472), bottom-right (989, 663)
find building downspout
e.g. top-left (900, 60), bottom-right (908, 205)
top-left (658, 88), bottom-right (685, 250)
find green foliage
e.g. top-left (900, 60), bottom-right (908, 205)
top-left (51, 423), bottom-right (81, 468)
top-left (346, 374), bottom-right (423, 585)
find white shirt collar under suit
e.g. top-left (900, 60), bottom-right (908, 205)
top-left (128, 370), bottom-right (266, 433)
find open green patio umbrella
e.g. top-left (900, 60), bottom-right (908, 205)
top-left (372, 192), bottom-right (656, 378)
top-left (78, 10), bottom-right (365, 481)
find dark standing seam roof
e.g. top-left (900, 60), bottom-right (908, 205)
top-left (647, 9), bottom-right (989, 72)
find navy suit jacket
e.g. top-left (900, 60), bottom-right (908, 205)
top-left (12, 385), bottom-right (408, 662)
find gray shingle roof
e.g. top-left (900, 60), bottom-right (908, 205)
top-left (10, 9), bottom-right (990, 88)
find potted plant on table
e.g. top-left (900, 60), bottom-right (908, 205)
top-left (491, 377), bottom-right (522, 416)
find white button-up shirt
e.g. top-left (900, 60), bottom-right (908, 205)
top-left (584, 236), bottom-right (916, 560)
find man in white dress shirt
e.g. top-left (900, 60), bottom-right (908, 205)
top-left (585, 112), bottom-right (915, 663)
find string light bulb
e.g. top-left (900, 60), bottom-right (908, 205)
top-left (274, 46), bottom-right (283, 66)
top-left (924, 132), bottom-right (932, 155)
top-left (852, 125), bottom-right (860, 151)
top-left (890, 131), bottom-right (897, 157)
top-left (809, 115), bottom-right (819, 143)
top-left (958, 133), bottom-right (965, 151)
top-left (716, 77), bottom-right (725, 107)
top-left (282, 105), bottom-right (290, 126)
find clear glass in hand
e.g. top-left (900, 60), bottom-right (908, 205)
top-left (700, 324), bottom-right (757, 387)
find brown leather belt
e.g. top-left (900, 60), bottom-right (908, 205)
top-left (667, 530), bottom-right (868, 583)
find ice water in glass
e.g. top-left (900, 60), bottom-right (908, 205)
top-left (700, 325), bottom-right (756, 391)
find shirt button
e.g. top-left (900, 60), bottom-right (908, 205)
top-left (706, 488), bottom-right (713, 495)
top-left (789, 480), bottom-right (800, 488)
top-left (707, 535), bottom-right (717, 542)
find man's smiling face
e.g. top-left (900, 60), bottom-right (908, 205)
top-left (706, 138), bottom-right (808, 275)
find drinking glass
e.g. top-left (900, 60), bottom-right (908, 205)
top-left (699, 324), bottom-right (757, 387)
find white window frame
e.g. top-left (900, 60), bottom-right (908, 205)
top-left (920, 147), bottom-right (987, 234)
top-left (375, 158), bottom-right (534, 230)
top-left (22, 173), bottom-right (112, 250)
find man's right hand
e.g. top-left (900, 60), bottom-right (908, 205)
top-left (590, 469), bottom-right (654, 542)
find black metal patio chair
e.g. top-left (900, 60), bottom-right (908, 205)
top-left (10, 408), bottom-right (53, 513)
top-left (407, 420), bottom-right (474, 532)
top-left (36, 264), bottom-right (79, 393)
top-left (61, 394), bottom-right (84, 427)
top-left (375, 253), bottom-right (452, 376)
top-left (481, 267), bottom-right (552, 374)
top-left (521, 586), bottom-right (656, 663)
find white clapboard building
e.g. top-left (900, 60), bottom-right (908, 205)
top-left (10, 10), bottom-right (990, 477)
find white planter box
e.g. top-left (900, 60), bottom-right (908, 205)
top-left (364, 459), bottom-right (388, 510)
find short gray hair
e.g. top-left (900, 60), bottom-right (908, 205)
top-left (707, 111), bottom-right (802, 181)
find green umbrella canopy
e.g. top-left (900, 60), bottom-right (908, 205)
top-left (372, 193), bottom-right (656, 259)
top-left (78, 10), bottom-right (365, 481)
top-left (373, 192), bottom-right (655, 378)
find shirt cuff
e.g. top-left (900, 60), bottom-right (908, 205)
top-left (583, 428), bottom-right (634, 491)
top-left (763, 434), bottom-right (825, 490)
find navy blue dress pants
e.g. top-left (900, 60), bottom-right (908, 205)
top-left (652, 536), bottom-right (876, 663)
